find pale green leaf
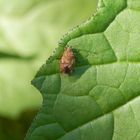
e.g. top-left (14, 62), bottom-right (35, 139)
top-left (26, 0), bottom-right (140, 140)
top-left (0, 0), bottom-right (97, 118)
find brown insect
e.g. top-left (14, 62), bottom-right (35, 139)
top-left (60, 47), bottom-right (75, 74)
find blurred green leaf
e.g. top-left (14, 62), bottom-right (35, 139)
top-left (0, 110), bottom-right (37, 140)
top-left (0, 0), bottom-right (98, 118)
top-left (26, 0), bottom-right (140, 140)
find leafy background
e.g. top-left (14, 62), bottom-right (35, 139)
top-left (0, 0), bottom-right (98, 140)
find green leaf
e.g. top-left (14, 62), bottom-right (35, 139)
top-left (0, 0), bottom-right (97, 118)
top-left (26, 0), bottom-right (140, 140)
